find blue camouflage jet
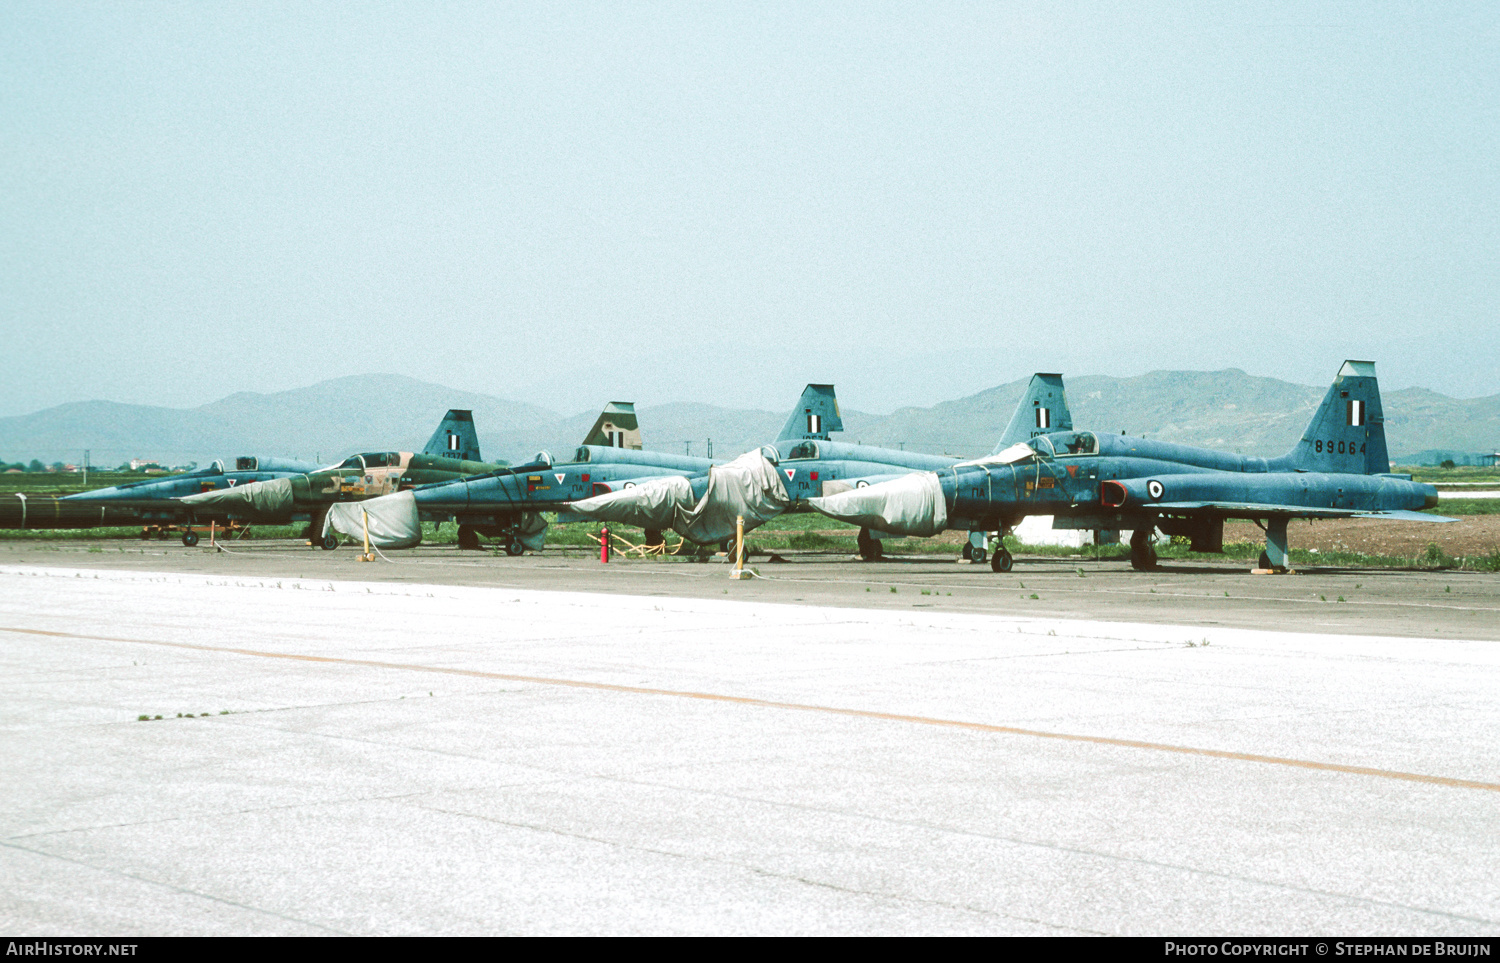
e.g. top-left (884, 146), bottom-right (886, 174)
top-left (0, 454), bottom-right (323, 539)
top-left (564, 376), bottom-right (1074, 558)
top-left (353, 402), bottom-right (722, 553)
top-left (809, 361), bottom-right (1449, 573)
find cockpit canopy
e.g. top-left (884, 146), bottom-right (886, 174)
top-left (786, 441), bottom-right (819, 460)
top-left (573, 446), bottom-right (592, 464)
top-left (760, 445), bottom-right (780, 465)
top-left (336, 452), bottom-right (400, 471)
top-left (1032, 432), bottom-right (1098, 458)
top-left (531, 451), bottom-right (554, 469)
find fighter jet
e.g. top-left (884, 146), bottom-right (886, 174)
top-left (809, 361), bottom-right (1449, 573)
top-left (563, 376), bottom-right (1073, 559)
top-left (336, 402), bottom-right (721, 553)
top-left (0, 455), bottom-right (323, 536)
top-left (174, 409), bottom-right (509, 546)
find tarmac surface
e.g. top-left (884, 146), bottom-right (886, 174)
top-left (2, 539), bottom-right (1498, 934)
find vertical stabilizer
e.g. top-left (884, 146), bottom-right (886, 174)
top-left (993, 374), bottom-right (1072, 452)
top-left (1278, 361), bottom-right (1389, 474)
top-left (777, 384), bottom-right (843, 440)
top-left (423, 410), bottom-right (481, 462)
top-left (581, 402), bottom-right (642, 450)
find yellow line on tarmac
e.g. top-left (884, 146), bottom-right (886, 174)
top-left (8, 624), bottom-right (1500, 794)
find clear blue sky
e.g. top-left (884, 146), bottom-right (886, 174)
top-left (2, 1), bottom-right (1495, 417)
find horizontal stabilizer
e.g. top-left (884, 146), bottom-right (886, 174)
top-left (1356, 509), bottom-right (1455, 522)
top-left (1151, 500), bottom-right (1455, 522)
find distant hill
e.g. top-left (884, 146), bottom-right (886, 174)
top-left (0, 375), bottom-right (559, 466)
top-left (1, 369), bottom-right (1496, 467)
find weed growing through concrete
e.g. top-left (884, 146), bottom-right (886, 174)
top-left (1029, 593), bottom-right (1039, 600)
top-left (890, 586), bottom-right (897, 593)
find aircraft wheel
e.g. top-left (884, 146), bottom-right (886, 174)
top-left (505, 538), bottom-right (525, 557)
top-left (857, 527), bottom-right (882, 561)
top-left (320, 533), bottom-right (339, 551)
top-left (720, 538), bottom-right (733, 553)
top-left (643, 528), bottom-right (664, 547)
top-left (181, 530), bottom-right (199, 547)
top-left (973, 548), bottom-right (987, 565)
top-left (1130, 530), bottom-right (1157, 571)
top-left (990, 547), bottom-right (1013, 573)
top-left (960, 542), bottom-right (974, 561)
top-left (457, 525), bottom-right (481, 551)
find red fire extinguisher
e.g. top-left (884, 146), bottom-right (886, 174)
top-left (600, 526), bottom-right (610, 563)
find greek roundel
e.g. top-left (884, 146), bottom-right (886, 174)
top-left (1347, 399), bottom-right (1365, 427)
top-left (1147, 479), bottom-right (1164, 500)
top-left (1035, 407), bottom-right (1051, 429)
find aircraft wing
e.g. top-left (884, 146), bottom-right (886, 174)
top-left (1151, 501), bottom-right (1456, 523)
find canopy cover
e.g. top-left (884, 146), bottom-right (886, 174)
top-left (806, 471), bottom-right (948, 537)
top-left (565, 450), bottom-right (792, 544)
top-left (324, 491), bottom-right (422, 548)
top-left (179, 477), bottom-right (296, 516)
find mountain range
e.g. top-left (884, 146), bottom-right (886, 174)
top-left (2, 370), bottom-right (1496, 468)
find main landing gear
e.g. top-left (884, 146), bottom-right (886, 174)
top-left (1254, 517), bottom-right (1291, 574)
top-left (1130, 529), bottom-right (1158, 571)
top-left (989, 547), bottom-right (1013, 572)
top-left (856, 527), bottom-right (883, 561)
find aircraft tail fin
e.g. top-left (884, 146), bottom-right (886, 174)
top-left (581, 402), bottom-right (642, 449)
top-left (423, 410), bottom-right (481, 462)
top-left (992, 373), bottom-right (1072, 452)
top-left (1280, 361), bottom-right (1390, 474)
top-left (777, 384), bottom-right (843, 440)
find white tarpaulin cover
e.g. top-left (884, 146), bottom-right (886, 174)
top-left (179, 477), bottom-right (296, 516)
top-left (565, 475), bottom-right (694, 530)
top-left (565, 450), bottom-right (792, 544)
top-left (324, 491), bottom-right (422, 548)
top-left (673, 450), bottom-right (791, 544)
top-left (807, 471), bottom-right (948, 537)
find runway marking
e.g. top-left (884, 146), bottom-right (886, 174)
top-left (6, 623), bottom-right (1500, 794)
